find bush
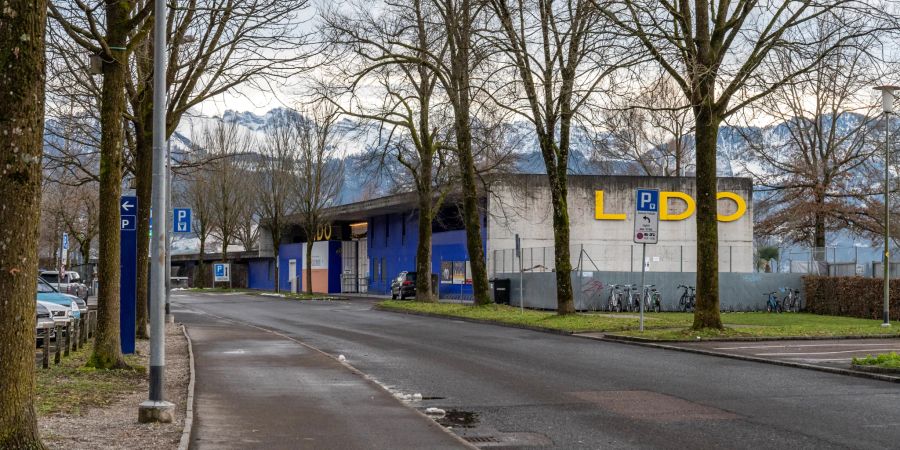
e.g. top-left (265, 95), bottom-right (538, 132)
top-left (803, 276), bottom-right (900, 320)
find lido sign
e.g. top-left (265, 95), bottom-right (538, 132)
top-left (595, 190), bottom-right (747, 222)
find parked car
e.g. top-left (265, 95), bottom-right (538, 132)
top-left (37, 278), bottom-right (81, 320)
top-left (36, 302), bottom-right (56, 346)
top-left (38, 300), bottom-right (71, 325)
top-left (390, 271), bottom-right (417, 300)
top-left (40, 270), bottom-right (89, 300)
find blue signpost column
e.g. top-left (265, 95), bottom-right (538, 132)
top-left (120, 196), bottom-right (138, 354)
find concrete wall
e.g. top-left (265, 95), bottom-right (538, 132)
top-left (487, 175), bottom-right (754, 273)
top-left (496, 271), bottom-right (803, 311)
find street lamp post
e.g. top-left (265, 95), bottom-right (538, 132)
top-left (139, 0), bottom-right (174, 422)
top-left (875, 85), bottom-right (898, 328)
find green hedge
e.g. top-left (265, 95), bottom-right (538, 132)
top-left (803, 276), bottom-right (900, 320)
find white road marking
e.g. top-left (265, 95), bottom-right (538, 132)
top-left (713, 342), bottom-right (900, 350)
top-left (755, 348), bottom-right (900, 356)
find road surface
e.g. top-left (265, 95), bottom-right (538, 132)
top-left (174, 291), bottom-right (900, 449)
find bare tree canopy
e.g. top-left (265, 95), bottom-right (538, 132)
top-left (593, 0), bottom-right (900, 329)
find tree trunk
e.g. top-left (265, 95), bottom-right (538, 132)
top-left (305, 237), bottom-right (314, 294)
top-left (0, 2), bottom-right (48, 447)
top-left (89, 1), bottom-right (131, 369)
top-left (691, 107), bottom-right (723, 330)
top-left (198, 236), bottom-right (206, 288)
top-left (549, 175), bottom-right (574, 314)
top-left (273, 245), bottom-right (280, 293)
top-left (415, 192), bottom-right (435, 302)
top-left (449, 31), bottom-right (489, 304)
top-left (134, 119), bottom-right (152, 339)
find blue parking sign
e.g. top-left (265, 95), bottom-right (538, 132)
top-left (636, 189), bottom-right (659, 212)
top-left (173, 208), bottom-right (192, 233)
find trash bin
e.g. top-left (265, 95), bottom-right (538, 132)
top-left (492, 278), bottom-right (511, 305)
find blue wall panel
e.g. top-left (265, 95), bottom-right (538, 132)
top-left (278, 243), bottom-right (304, 292)
top-left (247, 258), bottom-right (275, 291)
top-left (367, 211), bottom-right (481, 299)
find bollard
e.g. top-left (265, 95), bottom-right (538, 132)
top-left (54, 324), bottom-right (62, 365)
top-left (89, 311), bottom-right (96, 338)
top-left (71, 318), bottom-right (79, 352)
top-left (64, 321), bottom-right (71, 357)
top-left (41, 325), bottom-right (50, 369)
top-left (81, 316), bottom-right (87, 346)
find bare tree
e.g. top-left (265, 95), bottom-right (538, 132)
top-left (48, 0), bottom-right (155, 368)
top-left (740, 29), bottom-right (882, 250)
top-left (0, 1), bottom-right (48, 447)
top-left (203, 122), bottom-right (253, 266)
top-left (484, 0), bottom-right (641, 313)
top-left (182, 167), bottom-right (216, 287)
top-left (294, 105), bottom-right (344, 295)
top-left (256, 112), bottom-right (303, 292)
top-left (595, 74), bottom-right (695, 176)
top-left (435, 0), bottom-right (493, 304)
top-left (594, 0), bottom-right (899, 329)
top-left (124, 0), bottom-right (310, 336)
top-left (321, 0), bottom-right (456, 302)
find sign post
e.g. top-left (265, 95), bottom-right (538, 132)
top-left (60, 232), bottom-right (69, 291)
top-left (634, 189), bottom-right (659, 332)
top-left (120, 196), bottom-right (138, 353)
top-left (515, 233), bottom-right (523, 313)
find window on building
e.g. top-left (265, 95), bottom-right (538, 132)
top-left (401, 214), bottom-right (406, 245)
top-left (385, 215), bottom-right (390, 246)
top-left (381, 257), bottom-right (386, 282)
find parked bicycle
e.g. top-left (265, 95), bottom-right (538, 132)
top-left (622, 284), bottom-right (639, 312)
top-left (640, 284), bottom-right (662, 313)
top-left (781, 287), bottom-right (801, 312)
top-left (677, 285), bottom-right (695, 312)
top-left (606, 284), bottom-right (623, 312)
top-left (764, 291), bottom-right (783, 313)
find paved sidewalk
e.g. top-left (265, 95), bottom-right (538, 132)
top-left (177, 306), bottom-right (467, 450)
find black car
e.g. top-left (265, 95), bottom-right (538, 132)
top-left (390, 271), bottom-right (417, 300)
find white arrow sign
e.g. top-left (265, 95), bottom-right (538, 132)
top-left (121, 200), bottom-right (134, 212)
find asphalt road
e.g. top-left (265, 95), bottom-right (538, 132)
top-left (173, 292), bottom-right (900, 449)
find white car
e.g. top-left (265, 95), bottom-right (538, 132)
top-left (38, 300), bottom-right (73, 326)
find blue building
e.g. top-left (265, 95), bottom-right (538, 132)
top-left (252, 190), bottom-right (482, 299)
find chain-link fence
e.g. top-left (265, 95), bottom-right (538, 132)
top-left (777, 246), bottom-right (896, 277)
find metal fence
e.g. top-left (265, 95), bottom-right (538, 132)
top-left (494, 271), bottom-right (804, 312)
top-left (777, 246), bottom-right (898, 277)
top-left (491, 243), bottom-right (750, 276)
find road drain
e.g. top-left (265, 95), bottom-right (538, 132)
top-left (464, 436), bottom-right (499, 443)
top-left (435, 409), bottom-right (480, 428)
top-left (421, 396), bottom-right (445, 400)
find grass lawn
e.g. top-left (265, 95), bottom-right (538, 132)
top-left (35, 342), bottom-right (145, 416)
top-left (852, 352), bottom-right (900, 369)
top-left (378, 300), bottom-right (900, 340)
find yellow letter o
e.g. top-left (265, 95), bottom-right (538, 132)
top-left (717, 192), bottom-right (747, 222)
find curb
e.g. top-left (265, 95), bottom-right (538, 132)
top-left (373, 305), bottom-right (575, 337)
top-left (602, 333), bottom-right (900, 343)
top-left (177, 303), bottom-right (477, 450)
top-left (178, 324), bottom-right (196, 450)
top-left (578, 334), bottom-right (900, 384)
top-left (850, 364), bottom-right (900, 375)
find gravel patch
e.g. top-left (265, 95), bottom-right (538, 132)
top-left (39, 323), bottom-right (190, 450)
